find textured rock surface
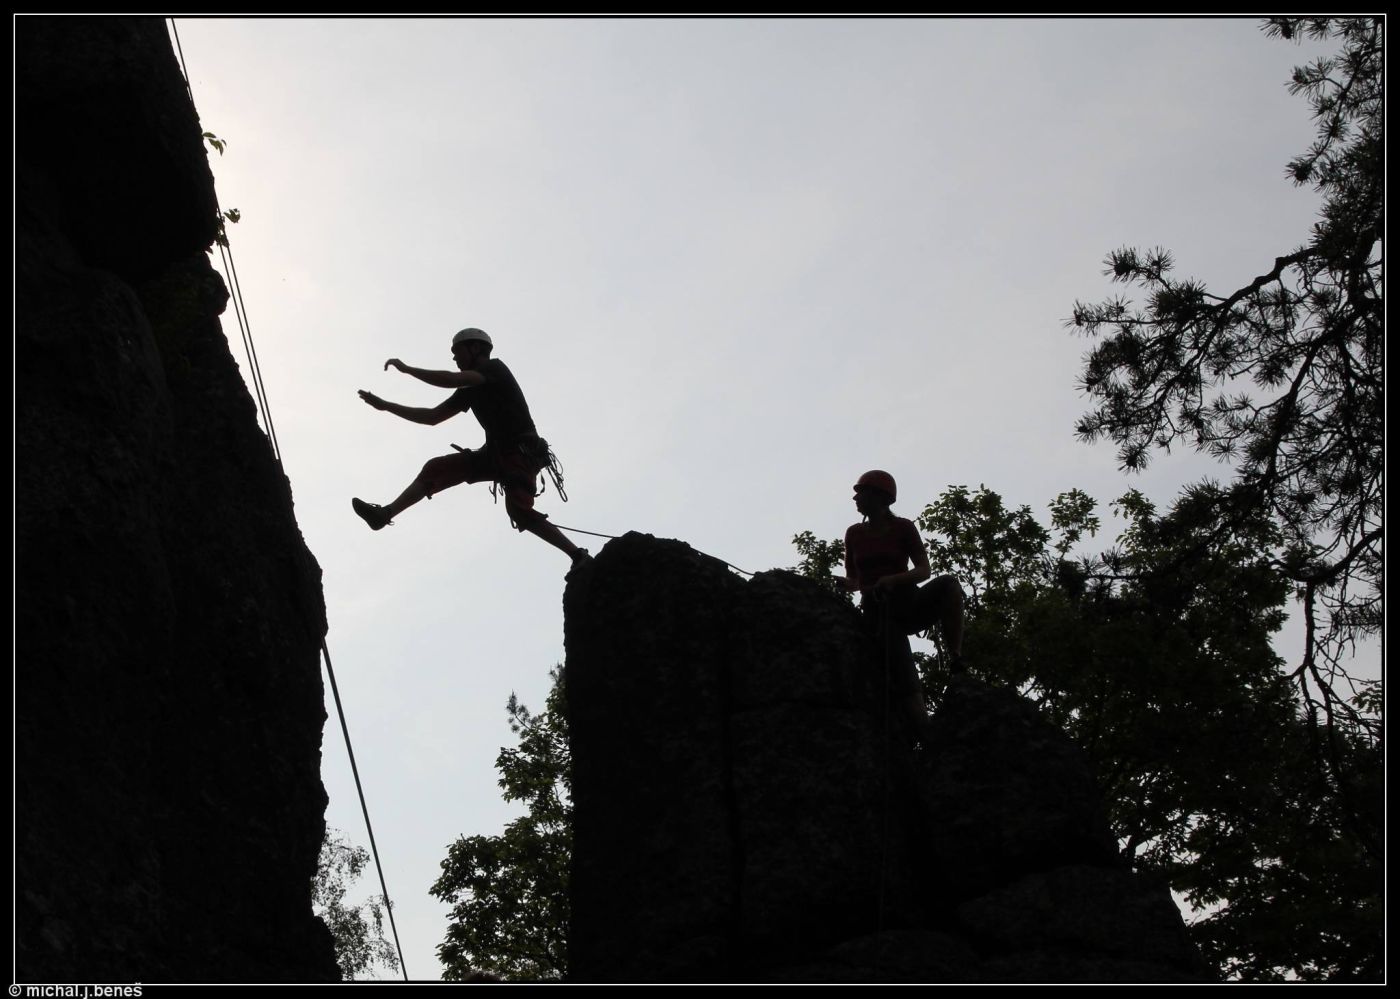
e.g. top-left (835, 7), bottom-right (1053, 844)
top-left (916, 678), bottom-right (1122, 898)
top-left (16, 16), bottom-right (337, 982)
top-left (563, 533), bottom-right (1214, 983)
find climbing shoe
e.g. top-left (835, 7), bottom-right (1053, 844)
top-left (566, 548), bottom-right (592, 579)
top-left (352, 498), bottom-right (393, 531)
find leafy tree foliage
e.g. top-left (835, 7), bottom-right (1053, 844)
top-left (312, 828), bottom-right (401, 981)
top-left (790, 530), bottom-right (852, 603)
top-left (432, 667), bottom-right (571, 981)
top-left (1066, 18), bottom-right (1382, 766)
top-left (795, 484), bottom-right (1381, 980)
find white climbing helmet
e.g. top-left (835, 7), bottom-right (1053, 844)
top-left (452, 327), bottom-right (493, 349)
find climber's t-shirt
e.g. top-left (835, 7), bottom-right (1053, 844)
top-left (845, 517), bottom-right (923, 594)
top-left (447, 357), bottom-right (538, 449)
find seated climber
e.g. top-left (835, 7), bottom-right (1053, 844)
top-left (351, 326), bottom-right (591, 573)
top-left (839, 470), bottom-right (967, 736)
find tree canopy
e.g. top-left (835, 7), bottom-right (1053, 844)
top-left (432, 667), bottom-right (571, 981)
top-left (900, 484), bottom-right (1382, 981)
top-left (1066, 17), bottom-right (1382, 762)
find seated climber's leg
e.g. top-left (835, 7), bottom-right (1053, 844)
top-left (894, 632), bottom-right (930, 741)
top-left (906, 575), bottom-right (967, 672)
top-left (870, 597), bottom-right (931, 743)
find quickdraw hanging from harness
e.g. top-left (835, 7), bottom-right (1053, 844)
top-left (535, 437), bottom-right (568, 503)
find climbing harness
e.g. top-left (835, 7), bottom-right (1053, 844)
top-left (516, 435), bottom-right (568, 504)
top-left (453, 435), bottom-right (567, 508)
top-left (170, 20), bottom-right (408, 980)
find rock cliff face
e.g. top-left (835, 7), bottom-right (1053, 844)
top-left (16, 16), bottom-right (338, 982)
top-left (563, 533), bottom-right (1213, 983)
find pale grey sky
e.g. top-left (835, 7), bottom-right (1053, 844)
top-left (170, 16), bottom-right (1337, 979)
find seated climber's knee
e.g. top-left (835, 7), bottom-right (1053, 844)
top-left (929, 574), bottom-right (962, 603)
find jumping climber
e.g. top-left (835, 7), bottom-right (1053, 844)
top-left (351, 327), bottom-right (591, 572)
top-left (840, 470), bottom-right (966, 737)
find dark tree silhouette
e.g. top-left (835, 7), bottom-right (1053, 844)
top-left (1066, 19), bottom-right (1382, 856)
top-left (432, 669), bottom-right (571, 981)
top-left (910, 485), bottom-right (1381, 981)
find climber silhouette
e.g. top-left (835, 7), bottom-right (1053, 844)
top-left (352, 327), bottom-right (591, 572)
top-left (840, 470), bottom-right (966, 735)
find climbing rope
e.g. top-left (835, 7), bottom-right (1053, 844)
top-left (216, 232), bottom-right (283, 462)
top-left (169, 20), bottom-right (407, 981)
top-left (554, 522), bottom-right (756, 578)
top-left (876, 600), bottom-right (894, 938)
top-left (553, 523), bottom-right (618, 542)
top-left (321, 641), bottom-right (408, 977)
top-left (170, 21), bottom-right (283, 465)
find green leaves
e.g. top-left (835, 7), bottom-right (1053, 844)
top-left (213, 208), bottom-right (241, 248)
top-left (1048, 488), bottom-right (1100, 557)
top-left (790, 531), bottom-right (851, 602)
top-left (432, 667), bottom-right (571, 981)
top-left (313, 829), bottom-right (401, 981)
top-left (915, 485), bottom-right (1049, 606)
top-left (200, 129), bottom-right (240, 246)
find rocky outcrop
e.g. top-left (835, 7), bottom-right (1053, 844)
top-left (563, 533), bottom-right (1213, 983)
top-left (16, 16), bottom-right (337, 982)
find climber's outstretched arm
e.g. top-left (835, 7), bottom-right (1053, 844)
top-left (358, 390), bottom-right (458, 426)
top-left (384, 357), bottom-right (485, 389)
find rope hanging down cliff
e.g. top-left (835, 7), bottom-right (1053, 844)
top-left (169, 19), bottom-right (407, 981)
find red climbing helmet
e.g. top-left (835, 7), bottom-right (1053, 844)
top-left (854, 470), bottom-right (897, 503)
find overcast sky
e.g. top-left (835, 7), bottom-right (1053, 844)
top-left (169, 16), bottom-right (1339, 980)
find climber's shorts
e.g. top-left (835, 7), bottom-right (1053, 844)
top-left (877, 576), bottom-right (962, 635)
top-left (416, 447), bottom-right (548, 532)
